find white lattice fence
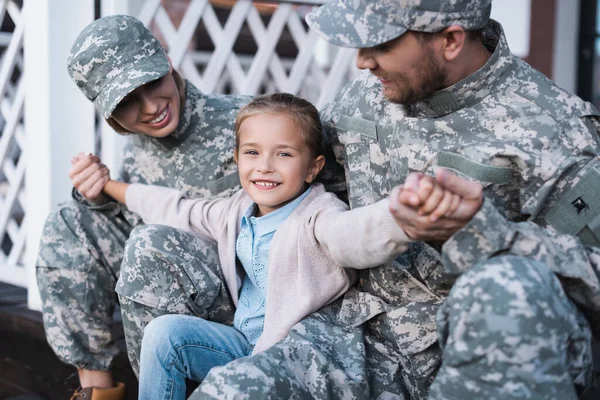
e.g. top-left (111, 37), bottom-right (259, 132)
top-left (0, 0), bottom-right (26, 288)
top-left (2, 0), bottom-right (358, 306)
top-left (129, 0), bottom-right (356, 108)
top-left (99, 0), bottom-right (356, 186)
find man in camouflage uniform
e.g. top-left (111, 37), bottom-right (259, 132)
top-left (186, 0), bottom-right (600, 398)
top-left (36, 15), bottom-right (248, 395)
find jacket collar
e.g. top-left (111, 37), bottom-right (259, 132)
top-left (414, 19), bottom-right (516, 118)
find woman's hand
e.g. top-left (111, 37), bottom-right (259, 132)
top-left (69, 153), bottom-right (110, 203)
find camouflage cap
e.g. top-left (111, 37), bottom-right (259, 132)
top-left (306, 0), bottom-right (492, 48)
top-left (67, 15), bottom-right (170, 119)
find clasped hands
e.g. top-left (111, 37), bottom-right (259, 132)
top-left (69, 152), bottom-right (483, 242)
top-left (390, 169), bottom-right (484, 242)
top-left (69, 153), bottom-right (110, 204)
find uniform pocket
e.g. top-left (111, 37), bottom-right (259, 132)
top-left (345, 141), bottom-right (376, 207)
top-left (337, 115), bottom-right (393, 207)
top-left (437, 151), bottom-right (513, 184)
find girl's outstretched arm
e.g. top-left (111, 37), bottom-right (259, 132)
top-left (103, 180), bottom-right (130, 204)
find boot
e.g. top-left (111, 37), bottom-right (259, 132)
top-left (70, 382), bottom-right (126, 400)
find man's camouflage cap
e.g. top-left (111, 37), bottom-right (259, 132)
top-left (67, 15), bottom-right (170, 119)
top-left (306, 0), bottom-right (492, 48)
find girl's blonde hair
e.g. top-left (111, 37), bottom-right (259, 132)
top-left (106, 69), bottom-right (186, 134)
top-left (234, 93), bottom-right (324, 158)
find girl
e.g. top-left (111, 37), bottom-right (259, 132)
top-left (100, 93), bottom-right (412, 398)
top-left (37, 14), bottom-right (248, 398)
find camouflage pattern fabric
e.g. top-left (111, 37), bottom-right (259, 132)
top-left (37, 202), bottom-right (130, 371)
top-left (67, 15), bottom-right (171, 119)
top-left (306, 0), bottom-right (491, 48)
top-left (431, 255), bottom-right (592, 400)
top-left (117, 225), bottom-right (234, 376)
top-left (36, 82), bottom-right (249, 371)
top-left (192, 20), bottom-right (597, 399)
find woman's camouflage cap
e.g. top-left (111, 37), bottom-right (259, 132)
top-left (306, 0), bottom-right (492, 48)
top-left (67, 15), bottom-right (170, 119)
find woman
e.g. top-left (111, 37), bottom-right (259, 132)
top-left (36, 15), bottom-right (249, 399)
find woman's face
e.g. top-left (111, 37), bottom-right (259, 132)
top-left (110, 70), bottom-right (181, 137)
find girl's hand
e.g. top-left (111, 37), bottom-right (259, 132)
top-left (69, 153), bottom-right (110, 203)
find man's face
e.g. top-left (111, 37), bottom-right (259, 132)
top-left (356, 32), bottom-right (448, 105)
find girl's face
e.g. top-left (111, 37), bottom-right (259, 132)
top-left (110, 69), bottom-right (181, 137)
top-left (235, 113), bottom-right (324, 217)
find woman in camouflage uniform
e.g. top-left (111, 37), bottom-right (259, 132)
top-left (36, 15), bottom-right (248, 399)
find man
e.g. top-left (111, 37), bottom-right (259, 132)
top-left (190, 0), bottom-right (600, 398)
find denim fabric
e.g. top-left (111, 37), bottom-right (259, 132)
top-left (138, 314), bottom-right (252, 400)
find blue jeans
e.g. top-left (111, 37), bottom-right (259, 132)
top-left (138, 314), bottom-right (252, 400)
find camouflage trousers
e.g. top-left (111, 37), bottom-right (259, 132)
top-left (36, 201), bottom-right (133, 370)
top-left (192, 255), bottom-right (593, 400)
top-left (116, 224), bottom-right (235, 376)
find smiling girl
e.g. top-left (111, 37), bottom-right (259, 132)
top-left (97, 93), bottom-right (412, 398)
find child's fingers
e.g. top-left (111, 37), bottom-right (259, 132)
top-left (404, 172), bottom-right (423, 193)
top-left (415, 176), bottom-right (435, 205)
top-left (447, 193), bottom-right (462, 217)
top-left (398, 188), bottom-right (420, 207)
top-left (418, 183), bottom-right (444, 215)
top-left (428, 190), bottom-right (455, 222)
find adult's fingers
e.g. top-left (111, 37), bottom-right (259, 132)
top-left (71, 152), bottom-right (87, 165)
top-left (418, 182), bottom-right (444, 215)
top-left (77, 167), bottom-right (109, 199)
top-left (435, 168), bottom-right (482, 200)
top-left (427, 190), bottom-right (454, 222)
top-left (72, 164), bottom-right (101, 187)
top-left (447, 193), bottom-right (462, 217)
top-left (87, 174), bottom-right (110, 199)
top-left (415, 176), bottom-right (435, 207)
top-left (69, 154), bottom-right (101, 178)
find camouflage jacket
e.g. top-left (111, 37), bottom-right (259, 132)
top-left (74, 81), bottom-right (250, 223)
top-left (321, 19), bottom-right (600, 349)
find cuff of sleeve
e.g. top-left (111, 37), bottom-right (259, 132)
top-left (441, 199), bottom-right (512, 274)
top-left (376, 198), bottom-right (413, 250)
top-left (71, 187), bottom-right (120, 213)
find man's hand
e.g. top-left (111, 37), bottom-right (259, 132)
top-left (399, 173), bottom-right (462, 222)
top-left (389, 168), bottom-right (483, 242)
top-left (69, 153), bottom-right (110, 203)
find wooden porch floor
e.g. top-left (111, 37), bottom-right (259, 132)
top-left (0, 282), bottom-right (138, 399)
top-left (1, 281), bottom-right (600, 399)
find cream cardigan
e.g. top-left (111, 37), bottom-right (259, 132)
top-left (126, 182), bottom-right (410, 353)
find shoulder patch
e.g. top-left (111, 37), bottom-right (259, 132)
top-left (544, 165), bottom-right (600, 246)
